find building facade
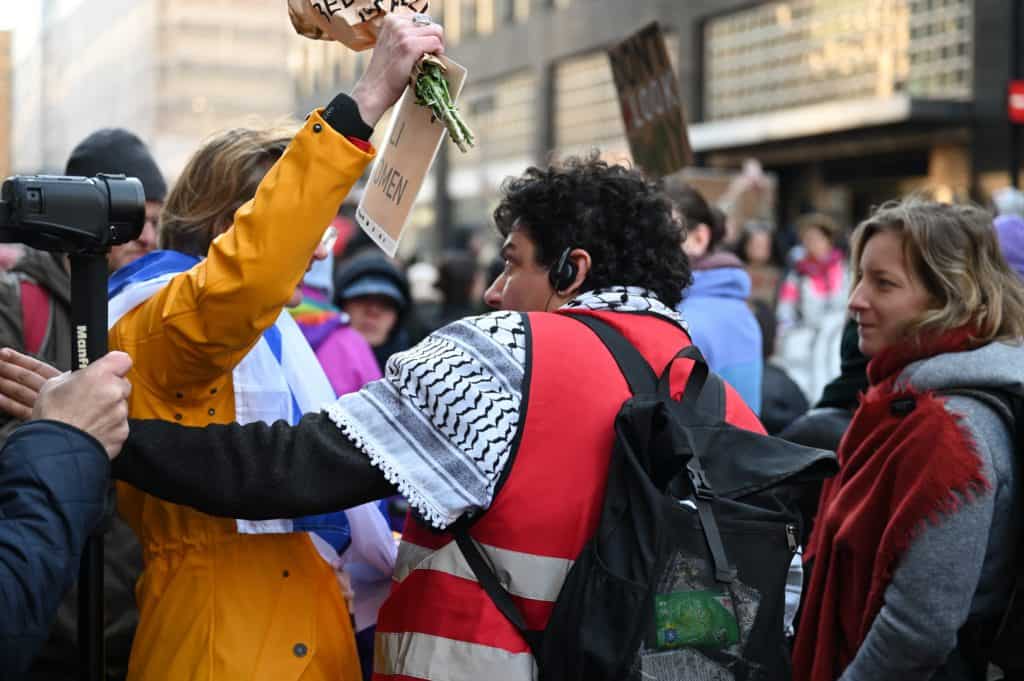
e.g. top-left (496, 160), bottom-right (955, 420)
top-left (12, 0), bottom-right (303, 179)
top-left (292, 0), bottom-right (1023, 251)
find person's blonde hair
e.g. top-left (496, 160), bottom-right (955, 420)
top-left (159, 125), bottom-right (296, 255)
top-left (850, 197), bottom-right (1024, 344)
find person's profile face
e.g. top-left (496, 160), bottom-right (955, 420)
top-left (483, 229), bottom-right (557, 312)
top-left (848, 230), bottom-right (933, 357)
top-left (801, 225), bottom-right (833, 262)
top-left (745, 230), bottom-right (772, 265)
top-left (108, 200), bottom-right (161, 273)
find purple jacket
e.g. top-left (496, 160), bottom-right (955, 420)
top-left (290, 285), bottom-right (381, 397)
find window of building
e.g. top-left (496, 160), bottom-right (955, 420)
top-left (703, 0), bottom-right (973, 121)
top-left (450, 69), bottom-right (539, 169)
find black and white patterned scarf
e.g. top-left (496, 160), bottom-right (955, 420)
top-left (325, 287), bottom-right (685, 528)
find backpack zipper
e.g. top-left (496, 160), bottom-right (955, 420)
top-left (786, 523), bottom-right (799, 552)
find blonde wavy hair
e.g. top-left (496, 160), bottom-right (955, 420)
top-left (159, 125), bottom-right (297, 255)
top-left (850, 197), bottom-right (1024, 344)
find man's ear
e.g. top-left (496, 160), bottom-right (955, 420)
top-left (563, 248), bottom-right (592, 295)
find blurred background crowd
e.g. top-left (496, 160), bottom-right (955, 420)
top-left (0, 2), bottom-right (1023, 680)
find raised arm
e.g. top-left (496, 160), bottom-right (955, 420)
top-left (113, 413), bottom-right (396, 519)
top-left (112, 117), bottom-right (375, 386)
top-left (113, 15), bottom-right (444, 388)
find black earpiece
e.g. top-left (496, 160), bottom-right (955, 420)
top-left (548, 247), bottom-right (578, 293)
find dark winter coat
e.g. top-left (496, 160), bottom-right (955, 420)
top-left (0, 421), bottom-right (109, 677)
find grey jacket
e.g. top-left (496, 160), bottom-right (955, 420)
top-left (841, 341), bottom-right (1024, 681)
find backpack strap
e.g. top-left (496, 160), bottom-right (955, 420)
top-left (571, 314), bottom-right (657, 395)
top-left (19, 280), bottom-right (52, 356)
top-left (571, 314), bottom-right (722, 416)
top-left (452, 529), bottom-right (544, 657)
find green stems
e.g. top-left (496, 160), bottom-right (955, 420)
top-left (414, 60), bottom-right (475, 152)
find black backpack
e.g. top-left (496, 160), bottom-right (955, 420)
top-left (455, 315), bottom-right (838, 681)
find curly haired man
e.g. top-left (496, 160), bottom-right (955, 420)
top-left (99, 154), bottom-right (766, 680)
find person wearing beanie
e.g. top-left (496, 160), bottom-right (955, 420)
top-left (65, 128), bottom-right (168, 273)
top-left (667, 180), bottom-right (764, 414)
top-left (333, 252), bottom-right (414, 372)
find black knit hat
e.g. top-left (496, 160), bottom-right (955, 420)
top-left (65, 128), bottom-right (168, 202)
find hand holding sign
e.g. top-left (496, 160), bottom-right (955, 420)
top-left (356, 57), bottom-right (467, 257)
top-left (289, 1), bottom-right (474, 151)
top-left (350, 14), bottom-right (445, 126)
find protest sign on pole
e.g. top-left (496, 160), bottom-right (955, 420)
top-left (356, 57), bottom-right (468, 256)
top-left (607, 22), bottom-right (692, 178)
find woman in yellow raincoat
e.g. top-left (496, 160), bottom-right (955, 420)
top-left (107, 16), bottom-right (445, 680)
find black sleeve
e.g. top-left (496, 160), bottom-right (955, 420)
top-left (112, 413), bottom-right (396, 519)
top-left (322, 92), bottom-right (375, 140)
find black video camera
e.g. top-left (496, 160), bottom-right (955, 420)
top-left (0, 174), bottom-right (146, 254)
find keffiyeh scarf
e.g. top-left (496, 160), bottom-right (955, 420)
top-left (325, 286), bottom-right (687, 529)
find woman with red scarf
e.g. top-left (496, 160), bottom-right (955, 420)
top-left (793, 199), bottom-right (1024, 681)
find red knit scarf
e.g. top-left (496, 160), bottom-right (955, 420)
top-left (794, 248), bottom-right (844, 279)
top-left (792, 327), bottom-right (991, 681)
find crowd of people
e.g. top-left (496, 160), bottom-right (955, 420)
top-left (1, 12), bottom-right (1024, 681)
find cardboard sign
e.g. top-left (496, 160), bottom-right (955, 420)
top-left (356, 57), bottom-right (467, 257)
top-left (288, 0), bottom-right (430, 51)
top-left (607, 22), bottom-right (692, 178)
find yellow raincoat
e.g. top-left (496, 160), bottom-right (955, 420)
top-left (111, 111), bottom-right (374, 681)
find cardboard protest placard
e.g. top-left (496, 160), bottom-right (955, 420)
top-left (607, 22), bottom-right (692, 178)
top-left (355, 57), bottom-right (467, 257)
top-left (287, 0), bottom-right (430, 51)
